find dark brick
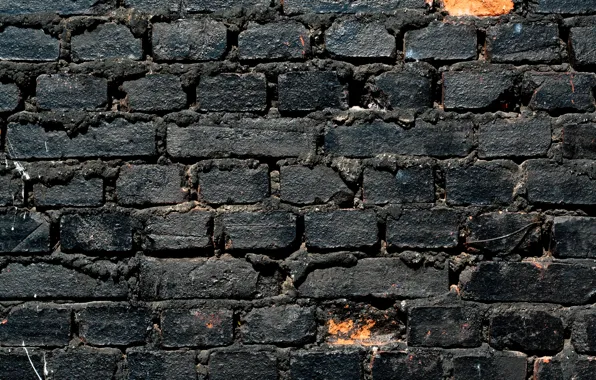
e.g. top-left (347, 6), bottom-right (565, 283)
top-left (443, 69), bottom-right (517, 110)
top-left (167, 119), bottom-right (317, 158)
top-left (278, 71), bottom-right (345, 112)
top-left (0, 83), bottom-right (20, 112)
top-left (326, 19), bottom-right (394, 59)
top-left (123, 74), bottom-right (186, 112)
top-left (572, 311), bottom-right (596, 354)
top-left (570, 27), bottom-right (596, 68)
top-left (0, 306), bottom-right (70, 346)
top-left (242, 305), bottom-right (316, 345)
top-left (299, 258), bottom-right (448, 298)
top-left (284, 0), bottom-right (425, 14)
top-left (153, 19), bottom-right (227, 61)
top-left (209, 351), bottom-right (277, 380)
top-left (60, 211), bottom-right (133, 252)
top-left (239, 21), bottom-right (310, 61)
top-left (7, 119), bottom-right (155, 160)
top-left (478, 118), bottom-right (551, 158)
top-left (161, 308), bottom-right (233, 347)
top-left (326, 120), bottom-right (473, 158)
top-left (77, 305), bottom-right (151, 346)
top-left (489, 310), bottom-right (564, 353)
top-left (72, 23), bottom-right (142, 61)
top-left (126, 350), bottom-right (197, 380)
top-left (466, 212), bottom-right (541, 255)
top-left (290, 351), bottom-right (362, 380)
top-left (562, 124), bottom-right (596, 159)
top-left (185, 0), bottom-right (270, 12)
top-left (36, 74), bottom-right (108, 111)
top-left (198, 165), bottom-right (269, 204)
top-left (387, 209), bottom-right (460, 249)
top-left (460, 262), bottom-right (596, 304)
top-left (525, 72), bottom-right (596, 113)
top-left (446, 161), bottom-right (518, 206)
top-left (407, 307), bottom-right (481, 348)
top-left (534, 356), bottom-right (596, 380)
top-left (49, 348), bottom-right (121, 380)
top-left (553, 216), bottom-right (596, 258)
top-left (0, 27), bottom-right (59, 61)
top-left (33, 176), bottom-right (103, 207)
top-left (371, 351), bottom-right (443, 380)
top-left (537, 0), bottom-right (596, 14)
top-left (197, 73), bottom-right (267, 112)
top-left (487, 23), bottom-right (560, 63)
top-left (123, 0), bottom-right (177, 12)
top-left (0, 174), bottom-right (21, 206)
top-left (375, 70), bottom-right (433, 110)
top-left (222, 211), bottom-right (296, 251)
top-left (116, 164), bottom-right (186, 206)
top-left (280, 165), bottom-right (352, 205)
top-left (405, 22), bottom-right (476, 61)
top-left (526, 160), bottom-right (596, 205)
top-left (0, 0), bottom-right (102, 15)
top-left (144, 211), bottom-right (212, 252)
top-left (362, 167), bottom-right (434, 205)
top-left (305, 210), bottom-right (378, 250)
top-left (0, 210), bottom-right (50, 253)
top-left (0, 350), bottom-right (45, 380)
top-left (0, 262), bottom-right (127, 300)
top-left (139, 257), bottom-right (259, 300)
top-left (452, 352), bottom-right (527, 380)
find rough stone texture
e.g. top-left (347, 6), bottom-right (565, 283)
top-left (537, 0), bottom-right (596, 14)
top-left (153, 19), bottom-right (227, 61)
top-left (222, 211), bottom-right (297, 250)
top-left (387, 209), bottom-right (460, 249)
top-left (465, 212), bottom-right (541, 255)
top-left (446, 161), bottom-right (518, 205)
top-left (0, 211), bottom-right (50, 253)
top-left (362, 166), bottom-right (434, 205)
top-left (304, 210), bottom-right (378, 249)
top-left (37, 74), bottom-right (108, 111)
top-left (525, 72), bottom-right (596, 113)
top-left (489, 310), bottom-right (564, 353)
top-left (375, 71), bottom-right (433, 110)
top-left (60, 211), bottom-right (133, 252)
top-left (116, 164), bottom-right (185, 206)
top-left (239, 21), bottom-right (310, 61)
top-left (405, 22), bottom-right (477, 61)
top-left (0, 306), bottom-right (70, 346)
top-left (534, 356), bottom-right (596, 380)
top-left (478, 118), bottom-right (552, 158)
top-left (49, 348), bottom-right (121, 380)
top-left (526, 160), bottom-right (596, 205)
top-left (126, 350), bottom-right (197, 380)
top-left (0, 0), bottom-right (101, 14)
top-left (71, 23), bottom-right (142, 61)
top-left (242, 305), bottom-right (316, 345)
top-left (452, 352), bottom-right (527, 380)
top-left (290, 351), bottom-right (363, 380)
top-left (0, 174), bottom-right (22, 206)
top-left (161, 308), bottom-right (234, 347)
top-left (281, 165), bottom-right (353, 205)
top-left (407, 306), bottom-right (481, 348)
top-left (0, 27), bottom-right (59, 61)
top-left (326, 20), bottom-right (395, 59)
top-left (198, 73), bottom-right (267, 112)
top-left (553, 216), bottom-right (596, 258)
top-left (123, 74), bottom-right (186, 112)
top-left (486, 23), bottom-right (560, 63)
top-left (443, 69), bottom-right (517, 110)
top-left (198, 165), bottom-right (269, 204)
top-left (572, 311), bottom-right (596, 354)
top-left (210, 351), bottom-right (278, 380)
top-left (0, 83), bottom-right (19, 112)
top-left (33, 177), bottom-right (103, 207)
top-left (144, 211), bottom-right (212, 252)
top-left (563, 124), bottom-right (596, 158)
top-left (278, 71), bottom-right (346, 112)
top-left (284, 0), bottom-right (426, 14)
top-left (77, 305), bottom-right (151, 346)
top-left (372, 351), bottom-right (443, 380)
top-left (570, 27), bottom-right (596, 67)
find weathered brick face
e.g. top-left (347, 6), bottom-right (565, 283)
top-left (0, 0), bottom-right (595, 378)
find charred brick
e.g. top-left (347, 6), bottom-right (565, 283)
top-left (34, 176), bottom-right (103, 207)
top-left (570, 27), bottom-right (596, 68)
top-left (446, 161), bottom-right (518, 206)
top-left (123, 0), bottom-right (177, 12)
top-left (144, 211), bottom-right (212, 252)
top-left (60, 211), bottom-right (133, 252)
top-left (489, 310), bottom-right (564, 353)
top-left (562, 124), bottom-right (596, 159)
top-left (153, 19), bottom-right (227, 61)
top-left (123, 74), bottom-right (186, 112)
top-left (290, 351), bottom-right (362, 380)
top-left (0, 350), bottom-right (45, 380)
top-left (280, 165), bottom-right (352, 205)
top-left (408, 307), bottom-right (481, 348)
top-left (37, 74), bottom-right (108, 111)
top-left (242, 305), bottom-right (316, 345)
top-left (0, 0), bottom-right (102, 15)
top-left (525, 72), bottom-right (596, 113)
top-left (71, 23), bottom-right (142, 61)
top-left (452, 352), bottom-right (527, 380)
top-left (487, 23), bottom-right (560, 63)
top-left (534, 356), bottom-right (596, 380)
top-left (161, 308), bottom-right (233, 347)
top-left (478, 118), bottom-right (551, 158)
top-left (466, 212), bottom-right (541, 255)
top-left (77, 305), bottom-right (151, 346)
top-left (0, 27), bottom-right (59, 61)
top-left (0, 174), bottom-right (21, 206)
top-left (197, 73), bottom-right (267, 112)
top-left (0, 210), bottom-right (50, 253)
top-left (0, 83), bottom-right (20, 112)
top-left (209, 351), bottom-right (277, 380)
top-left (304, 210), bottom-right (378, 250)
top-left (553, 216), bottom-right (596, 258)
top-left (184, 0), bottom-right (270, 12)
top-left (278, 71), bottom-right (345, 112)
top-left (116, 164), bottom-right (186, 206)
top-left (239, 21), bottom-right (310, 61)
top-left (537, 0), bottom-right (596, 14)
top-left (284, 0), bottom-right (426, 14)
top-left (222, 211), bottom-right (296, 251)
top-left (198, 165), bottom-right (269, 205)
top-left (375, 71), bottom-right (433, 110)
top-left (49, 348), bottom-right (121, 380)
top-left (363, 166), bottom-right (434, 205)
top-left (0, 306), bottom-right (70, 347)
top-left (126, 350), bottom-right (196, 380)
top-left (387, 209), bottom-right (460, 249)
top-left (372, 351), bottom-right (443, 380)
top-left (526, 160), bottom-right (596, 205)
top-left (443, 69), bottom-right (517, 110)
top-left (572, 311), bottom-right (596, 354)
top-left (405, 22), bottom-right (476, 62)
top-left (326, 19), bottom-right (395, 59)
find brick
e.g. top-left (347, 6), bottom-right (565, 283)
top-left (452, 351), bottom-right (527, 380)
top-left (60, 211), bottom-right (133, 252)
top-left (326, 19), bottom-right (394, 59)
top-left (299, 258), bottom-right (448, 298)
top-left (222, 211), bottom-right (296, 251)
top-left (0, 262), bottom-right (127, 300)
top-left (117, 164), bottom-right (186, 206)
top-left (49, 348), bottom-right (121, 380)
top-left (123, 74), bottom-right (186, 112)
top-left (570, 27), bottom-right (596, 67)
top-left (326, 120), bottom-right (474, 158)
top-left (443, 69), bottom-right (516, 110)
top-left (284, 0), bottom-right (425, 14)
top-left (371, 351), bottom-right (443, 380)
top-left (209, 351), bottom-right (277, 380)
top-left (77, 305), bottom-right (151, 346)
top-left (123, 0), bottom-right (178, 12)
top-left (161, 308), bottom-right (233, 347)
top-left (139, 257), bottom-right (259, 300)
top-left (0, 306), bottom-right (70, 346)
top-left (0, 0), bottom-right (102, 15)
top-left (387, 209), bottom-right (460, 249)
top-left (36, 74), bottom-right (108, 111)
top-left (526, 160), bottom-right (596, 205)
top-left (525, 72), bottom-right (596, 113)
top-left (198, 165), bottom-right (269, 204)
top-left (534, 356), bottom-right (596, 380)
top-left (466, 213), bottom-right (541, 255)
top-left (239, 21), bottom-right (310, 61)
top-left (7, 119), bottom-right (156, 159)
top-left (407, 306), bottom-right (481, 348)
top-left (304, 210), bottom-right (378, 250)
top-left (185, 0), bottom-right (270, 12)
top-left (72, 23), bottom-right (142, 61)
top-left (126, 350), bottom-right (196, 380)
top-left (0, 173), bottom-right (21, 206)
top-left (144, 210), bottom-right (212, 252)
top-left (537, 0), bottom-right (596, 14)
top-left (446, 161), bottom-right (518, 206)
top-left (572, 311), bottom-right (596, 354)
top-left (167, 119), bottom-right (317, 158)
top-left (153, 19), bottom-right (227, 61)
top-left (242, 305), bottom-right (316, 345)
top-left (280, 165), bottom-right (352, 205)
top-left (278, 71), bottom-right (345, 112)
top-left (0, 210), bottom-right (50, 253)
top-left (375, 71), bottom-right (433, 110)
top-left (489, 310), bottom-right (564, 353)
top-left (0, 350), bottom-right (45, 380)
top-left (362, 167), bottom-right (434, 205)
top-left (0, 27), bottom-right (59, 61)
top-left (460, 262), bottom-right (596, 304)
top-left (197, 73), bottom-right (267, 112)
top-left (0, 83), bottom-right (20, 112)
top-left (562, 124), bottom-right (596, 159)
top-left (33, 176), bottom-right (103, 207)
top-left (553, 216), bottom-right (596, 258)
top-left (290, 351), bottom-right (362, 380)
top-left (478, 118), bottom-right (551, 158)
top-left (405, 22), bottom-right (476, 61)
top-left (487, 23), bottom-right (560, 63)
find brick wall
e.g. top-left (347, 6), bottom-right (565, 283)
top-left (1, 0), bottom-right (596, 379)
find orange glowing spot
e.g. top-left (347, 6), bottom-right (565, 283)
top-left (442, 0), bottom-right (514, 16)
top-left (328, 319), bottom-right (354, 335)
top-left (0, 319), bottom-right (6, 325)
top-left (206, 323), bottom-right (214, 329)
top-left (327, 319), bottom-right (380, 346)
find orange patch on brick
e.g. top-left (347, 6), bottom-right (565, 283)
top-left (0, 319), bottom-right (7, 325)
top-left (327, 319), bottom-right (380, 346)
top-left (443, 0), bottom-right (513, 16)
